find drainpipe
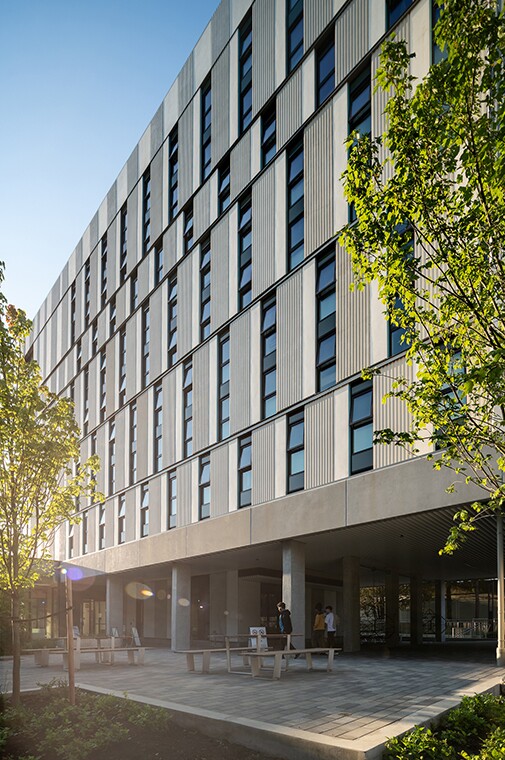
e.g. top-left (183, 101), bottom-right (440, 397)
top-left (496, 513), bottom-right (505, 667)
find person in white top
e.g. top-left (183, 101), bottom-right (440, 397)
top-left (325, 605), bottom-right (336, 647)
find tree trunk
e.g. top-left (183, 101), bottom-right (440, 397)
top-left (11, 588), bottom-right (21, 706)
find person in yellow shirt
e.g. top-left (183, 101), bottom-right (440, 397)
top-left (312, 603), bottom-right (325, 647)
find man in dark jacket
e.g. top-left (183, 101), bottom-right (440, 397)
top-left (277, 601), bottom-right (298, 656)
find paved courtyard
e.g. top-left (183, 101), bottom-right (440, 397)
top-left (1, 643), bottom-right (503, 759)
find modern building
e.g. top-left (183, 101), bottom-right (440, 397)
top-left (27, 0), bottom-right (498, 650)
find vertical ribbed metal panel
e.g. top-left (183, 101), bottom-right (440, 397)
top-left (305, 395), bottom-right (335, 489)
top-left (127, 146), bottom-right (139, 194)
top-left (178, 54), bottom-right (194, 112)
top-left (178, 461), bottom-right (193, 527)
top-left (230, 131), bottom-right (251, 201)
top-left (107, 182), bottom-right (117, 226)
top-left (150, 104), bottom-right (164, 156)
top-left (335, 0), bottom-right (369, 85)
top-left (178, 254), bottom-right (193, 358)
top-left (252, 164), bottom-right (276, 298)
top-left (305, 103), bottom-right (334, 256)
top-left (211, 444), bottom-right (229, 516)
top-left (210, 216), bottom-right (230, 332)
top-left (278, 271), bottom-right (303, 411)
top-left (193, 343), bottom-right (210, 452)
top-left (305, 0), bottom-right (333, 49)
top-left (252, 422), bottom-right (276, 504)
top-left (194, 181), bottom-right (211, 242)
top-left (278, 68), bottom-right (303, 148)
top-left (163, 369), bottom-right (177, 467)
top-left (252, 0), bottom-right (276, 116)
top-left (211, 0), bottom-right (231, 62)
top-left (230, 311), bottom-right (251, 433)
top-left (178, 103), bottom-right (194, 209)
top-left (374, 357), bottom-right (416, 468)
top-left (212, 46), bottom-right (230, 165)
top-left (163, 222), bottom-right (178, 275)
top-left (336, 243), bottom-right (370, 382)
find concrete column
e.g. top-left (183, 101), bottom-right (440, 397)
top-left (106, 576), bottom-right (124, 636)
top-left (342, 556), bottom-right (361, 652)
top-left (435, 580), bottom-right (446, 642)
top-left (410, 576), bottom-right (424, 646)
top-left (171, 563), bottom-right (191, 651)
top-left (226, 570), bottom-right (239, 636)
top-left (385, 569), bottom-right (400, 647)
top-left (282, 541), bottom-right (305, 641)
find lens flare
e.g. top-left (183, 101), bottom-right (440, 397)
top-left (125, 581), bottom-right (154, 600)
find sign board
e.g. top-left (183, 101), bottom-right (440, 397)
top-left (249, 626), bottom-right (268, 650)
top-left (111, 627), bottom-right (119, 638)
top-left (131, 626), bottom-right (141, 646)
top-left (73, 626), bottom-right (80, 638)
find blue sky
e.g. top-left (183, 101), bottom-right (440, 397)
top-left (0, 0), bottom-right (218, 318)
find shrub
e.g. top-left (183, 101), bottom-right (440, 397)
top-left (383, 725), bottom-right (455, 759)
top-left (439, 694), bottom-right (505, 756)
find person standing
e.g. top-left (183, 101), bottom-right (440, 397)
top-left (312, 603), bottom-right (326, 647)
top-left (325, 605), bottom-right (336, 647)
top-left (277, 601), bottom-right (298, 656)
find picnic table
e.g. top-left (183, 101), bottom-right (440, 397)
top-left (23, 636), bottom-right (145, 669)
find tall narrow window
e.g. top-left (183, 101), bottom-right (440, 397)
top-left (84, 260), bottom-right (91, 329)
top-left (199, 454), bottom-right (211, 520)
top-left (183, 205), bottom-right (194, 254)
top-left (154, 239), bottom-right (164, 286)
top-left (100, 234), bottom-right (108, 309)
top-left (239, 12), bottom-right (253, 134)
top-left (350, 379), bottom-right (373, 474)
top-left (238, 194), bottom-right (252, 309)
top-left (154, 383), bottom-right (163, 473)
top-left (130, 402), bottom-right (137, 484)
top-left (287, 409), bottom-right (304, 492)
top-left (168, 125), bottom-right (179, 221)
top-left (142, 168), bottom-right (151, 255)
top-left (200, 238), bottom-right (211, 340)
top-left (108, 419), bottom-right (116, 495)
top-left (140, 484), bottom-right (149, 537)
top-left (142, 305), bottom-right (150, 388)
top-left (83, 368), bottom-right (89, 435)
top-left (287, 0), bottom-right (303, 73)
top-left (316, 36), bottom-right (335, 106)
top-left (68, 524), bottom-right (74, 559)
top-left (348, 65), bottom-right (371, 222)
top-left (218, 158), bottom-right (231, 214)
top-left (70, 282), bottom-right (76, 343)
top-left (98, 505), bottom-right (105, 550)
top-left (388, 225), bottom-right (413, 357)
top-left (119, 328), bottom-right (127, 407)
top-left (168, 275), bottom-right (177, 367)
top-left (92, 318), bottom-right (98, 356)
top-left (201, 78), bottom-right (212, 181)
top-left (432, 1), bottom-right (446, 64)
top-left (76, 339), bottom-right (82, 372)
top-left (118, 495), bottom-right (126, 545)
top-left (261, 103), bottom-right (277, 168)
top-left (238, 435), bottom-right (252, 507)
top-left (109, 296), bottom-right (116, 337)
top-left (131, 270), bottom-right (138, 311)
top-left (287, 140), bottom-right (304, 270)
top-left (168, 470), bottom-right (177, 529)
top-left (261, 296), bottom-right (276, 418)
top-left (120, 204), bottom-right (128, 285)
top-left (183, 361), bottom-right (193, 457)
top-left (99, 350), bottom-right (106, 423)
top-left (82, 511), bottom-right (88, 555)
top-left (316, 250), bottom-right (336, 391)
top-left (218, 332), bottom-right (230, 440)
top-left (387, 0), bottom-right (412, 29)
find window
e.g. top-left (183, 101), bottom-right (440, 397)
top-left (388, 222), bottom-right (413, 357)
top-left (261, 103), bottom-right (276, 168)
top-left (108, 419), bottom-right (116, 495)
top-left (118, 495), bottom-right (126, 544)
top-left (348, 65), bottom-right (371, 222)
top-left (83, 368), bottom-right (89, 435)
top-left (238, 194), bottom-right (252, 309)
top-left (142, 305), bottom-right (150, 388)
top-left (154, 383), bottom-right (163, 473)
top-left (119, 328), bottom-right (127, 407)
top-left (435, 347), bottom-right (465, 450)
top-left (92, 318), bottom-right (98, 355)
top-left (287, 0), bottom-right (303, 73)
top-left (154, 239), bottom-right (164, 286)
top-left (201, 78), bottom-right (212, 181)
top-left (91, 432), bottom-right (97, 457)
top-left (183, 205), bottom-right (194, 254)
top-left (218, 332), bottom-right (230, 440)
top-left (76, 340), bottom-right (82, 372)
top-left (199, 454), bottom-right (211, 520)
top-left (99, 350), bottom-right (106, 423)
top-left (287, 409), bottom-right (304, 492)
top-left (98, 505), bottom-right (105, 550)
top-left (261, 296), bottom-right (276, 418)
top-left (131, 270), bottom-right (138, 311)
top-left (218, 158), bottom-right (231, 214)
top-left (82, 511), bottom-right (88, 554)
top-left (432, 1), bottom-right (446, 64)
top-left (68, 524), bottom-right (74, 559)
top-left (287, 140), bottom-right (304, 270)
top-left (317, 36), bottom-right (335, 106)
top-left (100, 234), bottom-right (107, 309)
top-left (167, 275), bottom-right (177, 367)
top-left (350, 379), bottom-right (373, 474)
top-left (140, 484), bottom-right (149, 537)
top-left (84, 260), bottom-right (91, 329)
top-left (109, 296), bottom-right (116, 337)
top-left (316, 250), bottom-right (336, 391)
top-left (130, 403), bottom-right (137, 484)
top-left (70, 282), bottom-right (76, 343)
top-left (120, 204), bottom-right (128, 285)
top-left (200, 238), bottom-right (211, 340)
top-left (168, 470), bottom-right (177, 529)
top-left (168, 125), bottom-right (179, 221)
top-left (238, 435), bottom-right (252, 507)
top-left (387, 0), bottom-right (413, 29)
top-left (183, 361), bottom-right (193, 457)
top-left (142, 168), bottom-right (151, 255)
top-left (239, 12), bottom-right (253, 133)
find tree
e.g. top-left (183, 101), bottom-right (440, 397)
top-left (340, 0), bottom-right (505, 553)
top-left (0, 266), bottom-right (101, 704)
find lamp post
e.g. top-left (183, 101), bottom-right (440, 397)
top-left (62, 568), bottom-right (75, 705)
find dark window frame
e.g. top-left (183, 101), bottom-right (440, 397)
top-left (238, 434), bottom-right (252, 507)
top-left (238, 194), bottom-right (252, 309)
top-left (287, 139), bottom-right (304, 271)
top-left (199, 454), bottom-right (211, 520)
top-left (350, 379), bottom-right (373, 474)
top-left (316, 249), bottom-right (336, 391)
top-left (287, 409), bottom-right (304, 493)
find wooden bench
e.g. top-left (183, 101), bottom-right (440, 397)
top-left (22, 648), bottom-right (65, 667)
top-left (182, 646), bottom-right (257, 673)
top-left (247, 647), bottom-right (340, 680)
top-left (23, 644), bottom-right (145, 669)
